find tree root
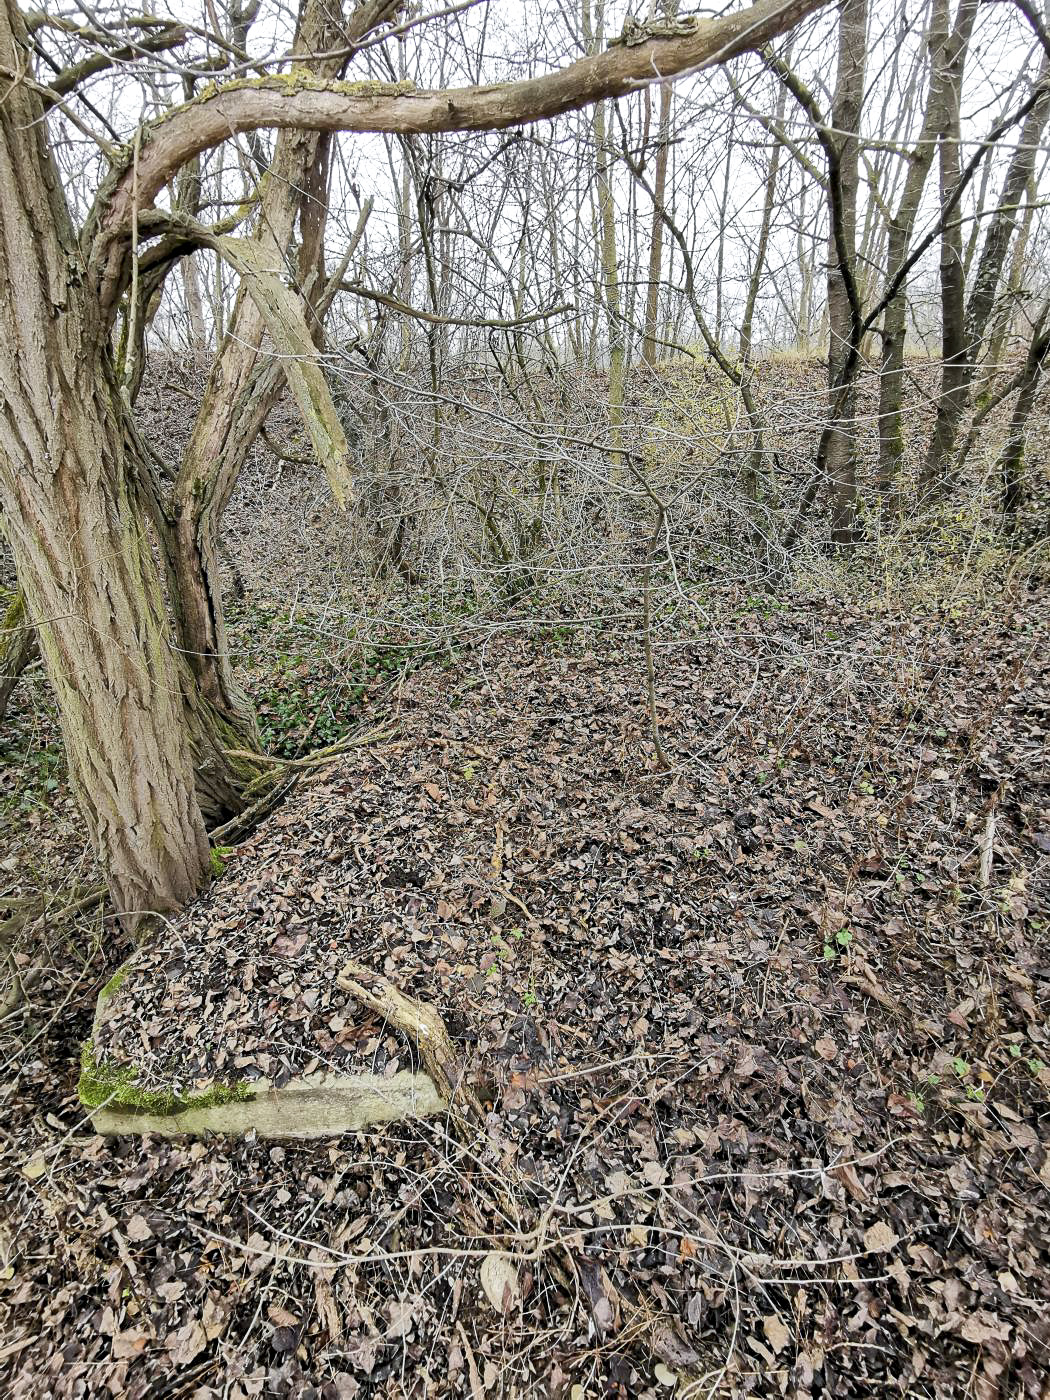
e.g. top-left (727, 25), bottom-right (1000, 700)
top-left (336, 959), bottom-right (485, 1136)
top-left (224, 720), bottom-right (400, 773)
top-left (208, 775), bottom-right (297, 844)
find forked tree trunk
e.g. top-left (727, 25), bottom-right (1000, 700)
top-left (0, 4), bottom-right (224, 919)
top-left (170, 0), bottom-right (375, 742)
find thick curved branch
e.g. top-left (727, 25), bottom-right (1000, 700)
top-left (94, 0), bottom-right (830, 250)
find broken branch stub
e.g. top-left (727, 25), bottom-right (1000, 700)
top-left (336, 960), bottom-right (485, 1132)
top-left (212, 234), bottom-right (353, 507)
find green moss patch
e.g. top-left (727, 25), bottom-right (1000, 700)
top-left (97, 964), bottom-right (131, 1005)
top-left (78, 1041), bottom-right (252, 1117)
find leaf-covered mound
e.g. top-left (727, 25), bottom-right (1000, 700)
top-left (8, 592), bottom-right (1050, 1397)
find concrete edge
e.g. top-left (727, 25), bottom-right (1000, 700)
top-left (89, 1067), bottom-right (447, 1138)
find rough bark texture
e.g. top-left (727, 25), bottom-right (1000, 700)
top-left (0, 3), bottom-right (210, 916)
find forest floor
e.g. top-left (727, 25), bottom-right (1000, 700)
top-left (2, 554), bottom-right (1049, 1398)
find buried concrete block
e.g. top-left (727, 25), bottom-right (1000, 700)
top-left (86, 1066), bottom-right (446, 1138)
top-left (80, 953), bottom-right (448, 1138)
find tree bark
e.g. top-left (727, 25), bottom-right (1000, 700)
top-left (0, 163), bottom-right (209, 924)
top-left (876, 0), bottom-right (969, 511)
top-left (997, 304), bottom-right (1050, 522)
top-left (0, 4), bottom-right (250, 917)
top-left (923, 52), bottom-right (1050, 491)
top-left (824, 0), bottom-right (867, 547)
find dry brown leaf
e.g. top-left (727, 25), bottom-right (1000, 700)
top-left (864, 1221), bottom-right (899, 1254)
top-left (479, 1253), bottom-right (520, 1314)
top-left (125, 1213), bottom-right (153, 1242)
top-left (762, 1313), bottom-right (791, 1354)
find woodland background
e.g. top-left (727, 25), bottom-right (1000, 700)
top-left (1, 0), bottom-right (1049, 1396)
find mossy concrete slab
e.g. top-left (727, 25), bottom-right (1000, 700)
top-left (88, 1067), bottom-right (446, 1138)
top-left (81, 954), bottom-right (447, 1138)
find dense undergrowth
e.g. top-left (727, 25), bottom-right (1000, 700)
top-left (2, 356), bottom-right (1049, 1398)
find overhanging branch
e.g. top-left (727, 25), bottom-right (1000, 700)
top-left (93, 0), bottom-right (831, 251)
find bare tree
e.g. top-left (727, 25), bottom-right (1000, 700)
top-left (0, 0), bottom-right (826, 921)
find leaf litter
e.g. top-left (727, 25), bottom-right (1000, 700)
top-left (2, 586), bottom-right (1049, 1398)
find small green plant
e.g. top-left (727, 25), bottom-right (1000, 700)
top-left (0, 739), bottom-right (66, 816)
top-left (822, 927), bottom-right (854, 961)
top-left (1008, 1041), bottom-right (1046, 1075)
top-left (908, 1070), bottom-right (941, 1113)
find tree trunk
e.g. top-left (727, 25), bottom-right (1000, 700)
top-left (170, 0), bottom-right (369, 746)
top-left (998, 305), bottom-right (1050, 522)
top-left (923, 52), bottom-right (1050, 492)
top-left (876, 0), bottom-right (967, 511)
top-left (0, 3), bottom-right (250, 918)
top-left (584, 0), bottom-right (624, 469)
top-left (739, 67), bottom-right (788, 366)
top-left (825, 0), bottom-right (867, 547)
top-left (973, 174), bottom-right (1035, 414)
top-left (641, 69), bottom-right (673, 365)
top-left (0, 333), bottom-right (210, 921)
